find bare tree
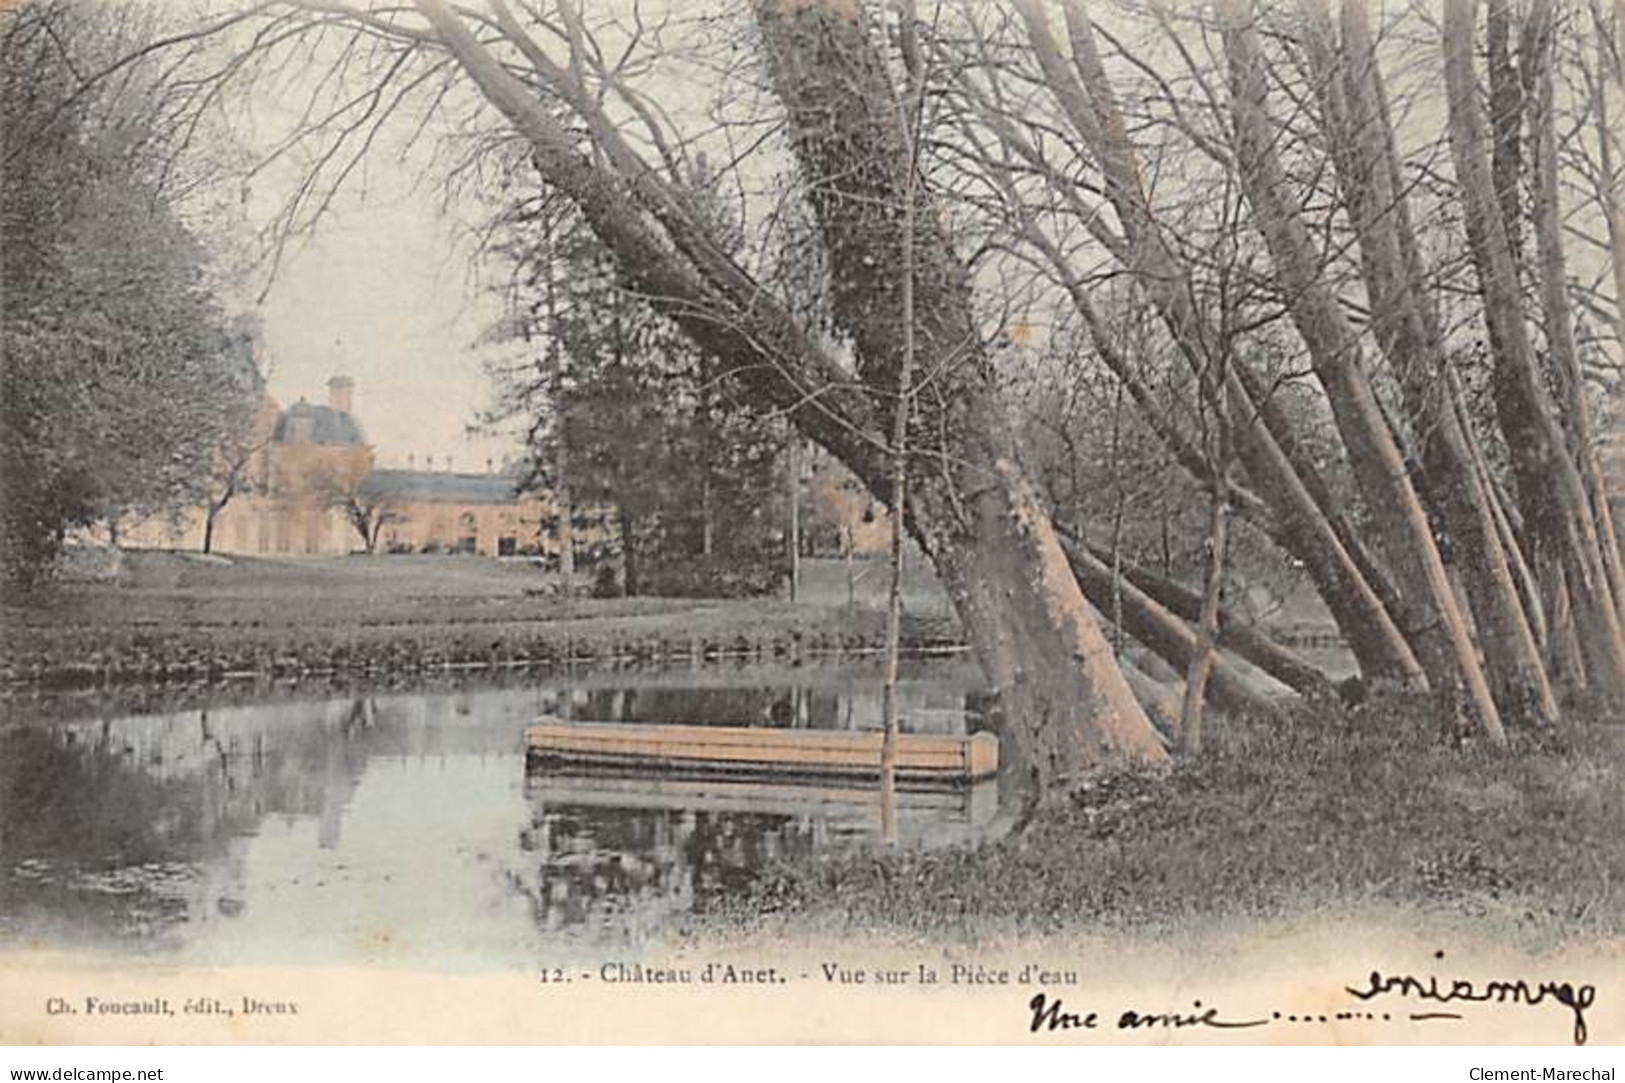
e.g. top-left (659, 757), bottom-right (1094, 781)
top-left (311, 466), bottom-right (397, 553)
top-left (200, 432), bottom-right (269, 555)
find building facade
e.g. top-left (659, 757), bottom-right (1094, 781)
top-left (363, 468), bottom-right (556, 557)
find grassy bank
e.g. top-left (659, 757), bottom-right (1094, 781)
top-left (0, 550), bottom-right (958, 689)
top-left (689, 702), bottom-right (1625, 950)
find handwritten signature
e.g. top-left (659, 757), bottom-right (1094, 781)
top-left (1348, 951), bottom-right (1594, 1046)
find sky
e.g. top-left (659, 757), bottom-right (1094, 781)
top-left (203, 0), bottom-right (766, 480)
top-left (202, 11), bottom-right (523, 477)
top-left (250, 175), bottom-right (518, 474)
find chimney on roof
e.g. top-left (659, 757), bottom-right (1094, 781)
top-left (426, 454), bottom-right (434, 472)
top-left (486, 458), bottom-right (494, 474)
top-left (407, 453), bottom-right (415, 470)
top-left (446, 456), bottom-right (454, 473)
top-left (328, 375), bottom-right (354, 415)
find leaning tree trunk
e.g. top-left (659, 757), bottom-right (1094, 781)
top-left (1039, 237), bottom-right (1394, 692)
top-left (412, 0), bottom-right (1170, 790)
top-left (1079, 538), bottom-right (1339, 700)
top-left (752, 0), bottom-right (1169, 788)
top-left (1062, 540), bottom-right (1285, 720)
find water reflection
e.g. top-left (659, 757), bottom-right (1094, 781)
top-left (0, 661), bottom-right (996, 968)
top-left (518, 774), bottom-right (997, 940)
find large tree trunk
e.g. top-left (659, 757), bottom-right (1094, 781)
top-left (1119, 657), bottom-right (1182, 741)
top-left (1546, 563), bottom-right (1589, 694)
top-left (752, 0), bottom-right (1168, 786)
top-left (1471, 420), bottom-right (1550, 651)
top-left (411, 0), bottom-right (1169, 788)
top-left (1597, 17), bottom-right (1625, 371)
top-left (1486, 0), bottom-right (1529, 265)
top-left (1442, 0), bottom-right (1625, 705)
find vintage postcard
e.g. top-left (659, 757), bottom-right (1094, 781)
top-left (1, 0), bottom-right (1621, 1051)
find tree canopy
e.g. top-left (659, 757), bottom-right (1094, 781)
top-left (1, 0), bottom-right (260, 588)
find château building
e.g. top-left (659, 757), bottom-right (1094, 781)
top-left (113, 374), bottom-right (898, 566)
top-left (120, 377), bottom-right (562, 559)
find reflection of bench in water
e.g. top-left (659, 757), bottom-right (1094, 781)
top-left (524, 717), bottom-right (998, 786)
top-left (525, 771), bottom-right (998, 828)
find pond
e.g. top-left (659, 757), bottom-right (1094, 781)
top-left (0, 658), bottom-right (1006, 970)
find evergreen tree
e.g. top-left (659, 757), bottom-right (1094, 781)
top-left (485, 175), bottom-right (787, 597)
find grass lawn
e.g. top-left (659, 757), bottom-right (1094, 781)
top-left (691, 701), bottom-right (1625, 949)
top-left (0, 550), bottom-right (919, 687)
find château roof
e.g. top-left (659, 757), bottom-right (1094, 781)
top-left (273, 400), bottom-right (367, 446)
top-left (361, 469), bottom-right (523, 505)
